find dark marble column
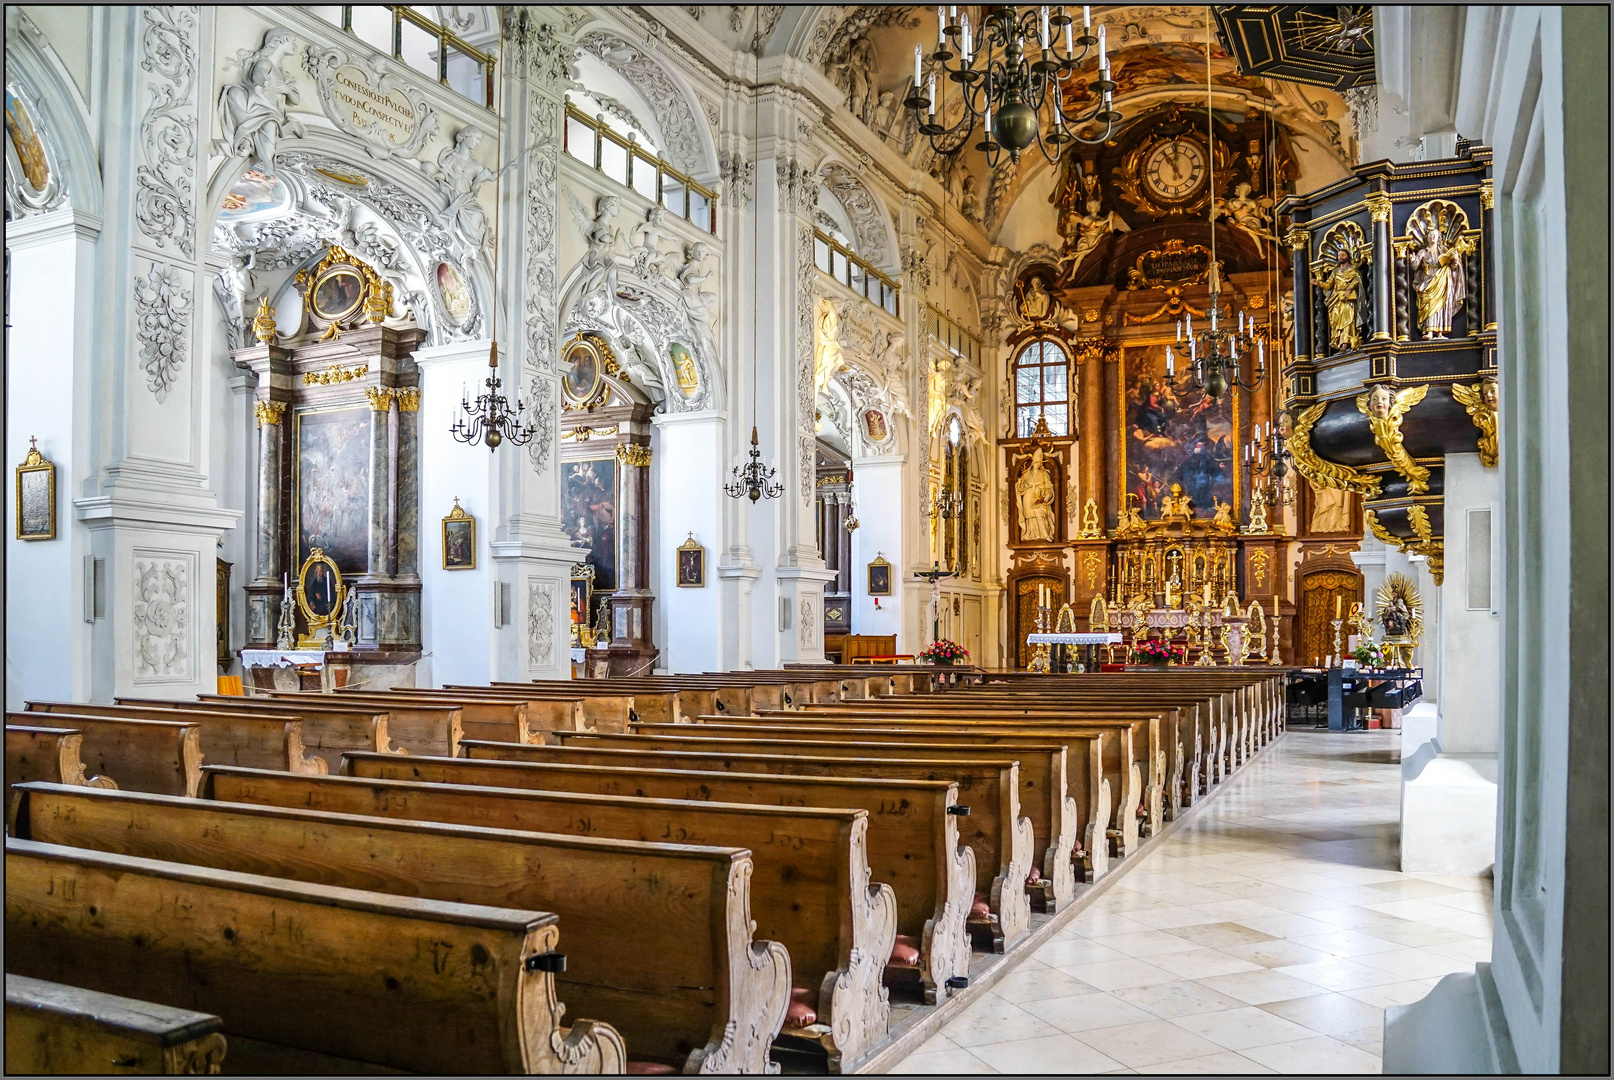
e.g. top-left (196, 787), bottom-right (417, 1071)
top-left (1368, 191), bottom-right (1394, 341)
top-left (1288, 226), bottom-right (1312, 362)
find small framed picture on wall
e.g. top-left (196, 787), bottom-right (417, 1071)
top-left (867, 553), bottom-right (892, 596)
top-left (15, 437), bottom-right (55, 541)
top-left (442, 498), bottom-right (475, 570)
top-left (676, 533), bottom-right (705, 587)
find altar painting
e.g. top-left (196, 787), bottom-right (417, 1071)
top-left (561, 458), bottom-right (617, 592)
top-left (1121, 343), bottom-right (1237, 518)
top-left (295, 406), bottom-right (373, 573)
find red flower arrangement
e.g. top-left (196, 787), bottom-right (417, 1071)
top-left (1131, 639), bottom-right (1185, 665)
top-left (919, 639), bottom-right (969, 665)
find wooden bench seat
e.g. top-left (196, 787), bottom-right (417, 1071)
top-left (552, 730), bottom-right (1035, 950)
top-left (313, 690), bottom-right (531, 745)
top-left (197, 767), bottom-right (895, 1073)
top-left (13, 781), bottom-right (779, 1075)
top-left (7, 713), bottom-right (199, 798)
top-left (6, 834), bottom-right (625, 1074)
top-left (496, 682), bottom-right (704, 726)
top-left (343, 749), bottom-right (974, 1007)
top-left (26, 701), bottom-right (326, 777)
top-left (5, 974), bottom-right (227, 1075)
top-left (260, 691), bottom-right (461, 757)
top-left (120, 696), bottom-right (394, 772)
top-left (442, 685), bottom-right (636, 733)
top-left (5, 725), bottom-right (117, 818)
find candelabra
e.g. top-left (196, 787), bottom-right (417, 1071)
top-left (921, 484), bottom-right (964, 521)
top-left (1331, 617), bottom-right (1345, 665)
top-left (274, 581), bottom-right (296, 650)
top-left (1029, 599), bottom-right (1053, 673)
top-left (905, 5), bottom-right (1120, 167)
top-left (451, 343), bottom-right (537, 450)
top-left (1268, 609), bottom-right (1281, 665)
top-left (1246, 410), bottom-right (1296, 513)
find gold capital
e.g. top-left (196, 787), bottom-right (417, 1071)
top-left (1365, 192), bottom-right (1392, 223)
top-left (364, 386), bottom-right (393, 411)
top-left (1286, 225), bottom-right (1310, 251)
top-left (253, 400), bottom-right (287, 428)
top-left (393, 387), bottom-right (420, 412)
top-left (615, 443), bottom-right (652, 467)
top-left (1479, 179), bottom-right (1494, 210)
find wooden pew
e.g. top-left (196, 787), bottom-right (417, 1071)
top-left (442, 685), bottom-right (638, 733)
top-left (199, 767), bottom-right (896, 1073)
top-left (316, 689), bottom-right (529, 745)
top-left (495, 682), bottom-right (703, 726)
top-left (118, 696), bottom-right (394, 772)
top-left (13, 781), bottom-right (782, 1075)
top-left (26, 701), bottom-right (326, 777)
top-left (6, 713), bottom-right (199, 798)
top-left (260, 691), bottom-right (462, 757)
top-left (6, 835), bottom-right (626, 1074)
top-left (345, 749), bottom-right (974, 1007)
top-left (5, 725), bottom-right (116, 817)
top-left (631, 720), bottom-right (1086, 911)
top-left (552, 730), bottom-right (1035, 950)
top-left (6, 974), bottom-right (228, 1075)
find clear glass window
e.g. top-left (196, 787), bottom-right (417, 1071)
top-left (1013, 340), bottom-right (1071, 437)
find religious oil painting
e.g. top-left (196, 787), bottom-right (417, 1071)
top-left (5, 88), bottom-right (49, 191)
top-left (442, 499), bottom-right (475, 570)
top-left (218, 168), bottom-right (292, 220)
top-left (561, 458), bottom-right (617, 592)
top-left (1122, 343), bottom-right (1236, 518)
top-left (676, 534), bottom-right (705, 588)
top-left (435, 262), bottom-right (472, 325)
top-left (295, 406), bottom-right (372, 573)
top-left (562, 336), bottom-right (606, 406)
top-left (311, 266), bottom-right (365, 322)
top-left (15, 438), bottom-right (55, 541)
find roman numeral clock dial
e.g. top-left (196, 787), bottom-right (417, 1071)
top-left (1142, 138), bottom-right (1208, 203)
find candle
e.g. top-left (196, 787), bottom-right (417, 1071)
top-left (1065, 19), bottom-right (1073, 51)
top-left (1336, 595), bottom-right (1343, 618)
top-left (1098, 24), bottom-right (1107, 65)
top-left (939, 10), bottom-right (946, 44)
top-left (1041, 6), bottom-right (1050, 48)
top-left (928, 74), bottom-right (937, 117)
top-left (914, 43), bottom-right (923, 85)
top-left (1083, 5), bottom-right (1091, 29)
top-left (1166, 347), bottom-right (1174, 376)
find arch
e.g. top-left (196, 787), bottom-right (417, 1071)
top-left (4, 15), bottom-right (102, 218)
top-left (818, 158), bottom-right (900, 272)
top-left (571, 23), bottom-right (718, 181)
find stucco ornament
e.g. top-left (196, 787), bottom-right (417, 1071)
top-left (527, 579), bottom-right (556, 669)
top-left (575, 30), bottom-right (704, 174)
top-left (133, 553), bottom-right (193, 681)
top-left (304, 44), bottom-right (438, 160)
top-left (136, 5), bottom-right (199, 256)
top-left (215, 29), bottom-right (304, 170)
top-left (821, 163), bottom-right (889, 265)
top-left (430, 125), bottom-right (494, 266)
top-left (134, 261), bottom-right (194, 402)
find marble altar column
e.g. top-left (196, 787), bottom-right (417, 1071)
top-left (1368, 190), bottom-right (1394, 341)
top-left (253, 398), bottom-right (286, 584)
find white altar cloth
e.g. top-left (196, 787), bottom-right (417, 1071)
top-left (1025, 633), bottom-right (1123, 645)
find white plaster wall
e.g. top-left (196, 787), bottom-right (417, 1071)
top-left (415, 343), bottom-right (494, 687)
top-left (849, 455), bottom-right (907, 649)
top-left (1436, 453), bottom-right (1500, 755)
top-left (653, 412), bottom-right (724, 673)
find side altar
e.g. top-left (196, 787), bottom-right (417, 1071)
top-left (234, 246), bottom-right (425, 680)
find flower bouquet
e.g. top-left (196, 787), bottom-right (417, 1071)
top-left (919, 639), bottom-right (969, 666)
top-left (1130, 639), bottom-right (1185, 666)
top-left (1351, 642), bottom-right (1385, 670)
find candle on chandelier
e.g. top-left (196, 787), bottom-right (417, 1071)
top-left (1083, 5), bottom-right (1091, 29)
top-left (1066, 19), bottom-right (1073, 51)
top-left (928, 74), bottom-right (937, 119)
top-left (937, 6), bottom-right (945, 42)
top-left (914, 43), bottom-right (923, 85)
top-left (1041, 6), bottom-right (1050, 48)
top-left (1166, 346), bottom-right (1174, 376)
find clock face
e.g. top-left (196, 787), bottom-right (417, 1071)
top-left (1142, 138), bottom-right (1208, 202)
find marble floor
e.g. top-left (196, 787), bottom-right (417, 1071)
top-left (888, 730), bottom-right (1494, 1075)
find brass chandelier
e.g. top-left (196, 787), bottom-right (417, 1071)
top-left (906, 5), bottom-right (1119, 166)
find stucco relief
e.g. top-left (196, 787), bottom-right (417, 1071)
top-left (799, 594), bottom-right (817, 647)
top-left (136, 5), bottom-right (199, 256)
top-left (134, 260), bottom-right (194, 402)
top-left (820, 162), bottom-right (889, 265)
top-left (133, 550), bottom-right (194, 682)
top-left (215, 28), bottom-right (304, 170)
top-left (576, 30), bottom-right (705, 174)
top-left (303, 45), bottom-right (439, 160)
top-left (527, 578), bottom-right (556, 669)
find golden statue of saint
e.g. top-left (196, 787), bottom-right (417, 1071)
top-left (1312, 248), bottom-right (1368, 353)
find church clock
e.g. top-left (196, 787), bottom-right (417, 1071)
top-left (1141, 138), bottom-right (1208, 203)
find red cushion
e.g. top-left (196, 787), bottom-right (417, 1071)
top-left (1026, 867), bottom-right (1045, 887)
top-left (970, 893), bottom-right (992, 919)
top-left (626, 1063), bottom-right (678, 1075)
top-left (785, 987), bottom-right (817, 1027)
top-left (889, 934), bottom-right (922, 966)
top-left (1100, 663), bottom-right (1126, 672)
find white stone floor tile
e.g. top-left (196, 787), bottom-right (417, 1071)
top-left (888, 730), bottom-right (1494, 1075)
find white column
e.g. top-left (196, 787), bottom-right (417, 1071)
top-left (850, 454), bottom-right (907, 648)
top-left (1436, 453), bottom-right (1501, 754)
top-left (5, 209), bottom-right (100, 709)
top-left (653, 411), bottom-right (725, 673)
top-left (415, 342), bottom-right (495, 687)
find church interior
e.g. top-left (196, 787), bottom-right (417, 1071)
top-left (3, 4), bottom-right (1606, 1075)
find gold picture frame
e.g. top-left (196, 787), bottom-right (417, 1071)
top-left (561, 332), bottom-right (617, 408)
top-left (676, 533), bottom-right (705, 588)
top-left (442, 497), bottom-right (476, 570)
top-left (15, 437), bottom-right (55, 541)
top-left (867, 553), bottom-right (893, 596)
top-left (295, 547), bottom-right (345, 648)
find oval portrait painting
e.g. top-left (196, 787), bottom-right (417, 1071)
top-left (562, 338), bottom-right (604, 406)
top-left (436, 262), bottom-right (472, 325)
top-left (312, 266), bottom-right (365, 322)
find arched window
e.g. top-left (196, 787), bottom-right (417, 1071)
top-left (1013, 340), bottom-right (1070, 438)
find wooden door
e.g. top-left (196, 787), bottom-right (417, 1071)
top-left (1012, 575), bottom-right (1064, 669)
top-left (962, 596), bottom-right (982, 667)
top-left (1299, 569), bottom-right (1362, 666)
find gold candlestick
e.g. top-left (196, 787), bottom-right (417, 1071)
top-left (1331, 618), bottom-right (1344, 664)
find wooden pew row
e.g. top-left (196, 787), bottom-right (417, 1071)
top-left (551, 730), bottom-right (1036, 949)
top-left (116, 696), bottom-right (394, 772)
top-left (344, 749), bottom-right (973, 1007)
top-left (6, 713), bottom-right (199, 798)
top-left (258, 691), bottom-right (462, 756)
top-left (5, 834), bottom-right (626, 1074)
top-left (628, 721), bottom-right (1094, 908)
top-left (751, 704), bottom-right (1174, 836)
top-left (5, 974), bottom-right (228, 1076)
top-left (439, 685), bottom-right (637, 733)
top-left (26, 701), bottom-right (327, 777)
top-left (198, 767), bottom-right (895, 1073)
top-left (5, 725), bottom-right (117, 815)
top-left (13, 780), bottom-right (782, 1075)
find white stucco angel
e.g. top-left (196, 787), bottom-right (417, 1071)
top-left (1061, 198), bottom-right (1129, 275)
top-left (871, 329), bottom-right (912, 419)
top-left (676, 241), bottom-right (716, 326)
top-left (215, 29), bottom-right (305, 170)
top-left (1214, 182), bottom-right (1276, 255)
top-left (568, 192), bottom-right (625, 308)
top-left (431, 126), bottom-right (494, 263)
top-left (630, 205), bottom-right (673, 278)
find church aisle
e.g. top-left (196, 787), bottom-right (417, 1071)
top-left (888, 731), bottom-right (1493, 1075)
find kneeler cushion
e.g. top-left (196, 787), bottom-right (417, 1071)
top-left (970, 893), bottom-right (992, 919)
top-left (785, 987), bottom-right (818, 1027)
top-left (889, 934), bottom-right (922, 967)
top-left (626, 1063), bottom-right (678, 1075)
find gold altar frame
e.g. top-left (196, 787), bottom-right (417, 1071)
top-left (1117, 339), bottom-right (1243, 520)
top-left (295, 547), bottom-right (346, 647)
